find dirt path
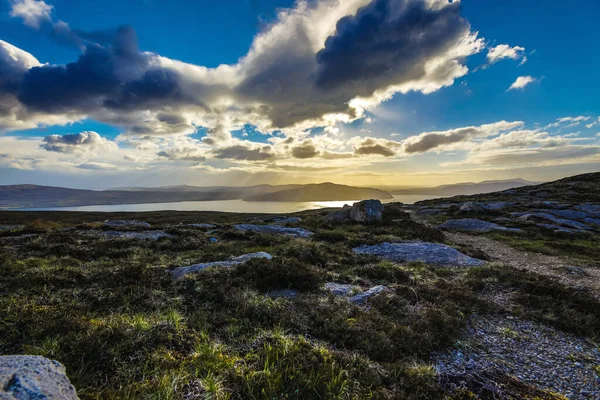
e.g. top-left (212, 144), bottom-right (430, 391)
top-left (445, 231), bottom-right (600, 296)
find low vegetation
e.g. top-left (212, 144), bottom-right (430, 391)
top-left (1, 204), bottom-right (597, 399)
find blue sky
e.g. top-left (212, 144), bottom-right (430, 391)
top-left (0, 0), bottom-right (599, 188)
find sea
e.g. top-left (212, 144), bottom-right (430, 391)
top-left (19, 194), bottom-right (446, 213)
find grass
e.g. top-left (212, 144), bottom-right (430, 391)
top-left (0, 208), bottom-right (596, 398)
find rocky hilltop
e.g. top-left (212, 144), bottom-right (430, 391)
top-left (0, 173), bottom-right (598, 399)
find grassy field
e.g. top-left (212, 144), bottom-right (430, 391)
top-left (1, 208), bottom-right (598, 399)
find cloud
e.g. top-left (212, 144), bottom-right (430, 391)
top-left (353, 137), bottom-right (399, 157)
top-left (291, 141), bottom-right (320, 159)
top-left (212, 145), bottom-right (274, 161)
top-left (9, 0), bottom-right (53, 29)
top-left (157, 148), bottom-right (206, 163)
top-left (585, 117), bottom-right (599, 129)
top-left (507, 76), bottom-right (537, 91)
top-left (466, 146), bottom-right (600, 166)
top-left (547, 116), bottom-right (591, 129)
top-left (41, 131), bottom-right (117, 153)
top-left (403, 121), bottom-right (524, 153)
top-left (486, 44), bottom-right (525, 65)
top-left (2, 0), bottom-right (485, 141)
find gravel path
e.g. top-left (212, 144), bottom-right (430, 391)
top-left (445, 231), bottom-right (600, 297)
top-left (436, 316), bottom-right (600, 400)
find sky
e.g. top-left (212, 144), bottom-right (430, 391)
top-left (0, 0), bottom-right (599, 189)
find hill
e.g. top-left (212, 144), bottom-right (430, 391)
top-left (242, 182), bottom-right (393, 202)
top-left (389, 178), bottom-right (536, 196)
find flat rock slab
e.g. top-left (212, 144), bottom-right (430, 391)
top-left (349, 285), bottom-right (389, 304)
top-left (0, 225), bottom-right (24, 231)
top-left (170, 252), bottom-right (272, 279)
top-left (100, 230), bottom-right (172, 240)
top-left (439, 219), bottom-right (521, 233)
top-left (537, 224), bottom-right (591, 236)
top-left (353, 242), bottom-right (485, 267)
top-left (234, 224), bottom-right (313, 238)
top-left (102, 220), bottom-right (151, 229)
top-left (324, 282), bottom-right (361, 297)
top-left (182, 223), bottom-right (216, 229)
top-left (0, 355), bottom-right (79, 399)
top-left (517, 212), bottom-right (590, 230)
top-left (266, 289), bottom-right (299, 299)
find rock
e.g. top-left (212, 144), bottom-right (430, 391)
top-left (271, 217), bottom-right (302, 225)
top-left (537, 209), bottom-right (589, 220)
top-left (266, 289), bottom-right (298, 299)
top-left (417, 208), bottom-right (441, 215)
top-left (102, 220), bottom-right (151, 229)
top-left (349, 285), bottom-right (389, 304)
top-left (484, 202), bottom-right (514, 210)
top-left (353, 242), bottom-right (485, 267)
top-left (575, 204), bottom-right (600, 215)
top-left (563, 266), bottom-right (589, 276)
top-left (459, 202), bottom-right (488, 212)
top-left (234, 224), bottom-right (313, 238)
top-left (170, 252), bottom-right (272, 279)
top-left (324, 282), bottom-right (361, 296)
top-left (536, 224), bottom-right (591, 236)
top-left (100, 230), bottom-right (171, 240)
top-left (518, 213), bottom-right (589, 230)
top-left (349, 200), bottom-right (383, 222)
top-left (324, 205), bottom-right (352, 223)
top-left (183, 223), bottom-right (216, 229)
top-left (208, 237), bottom-right (218, 243)
top-left (439, 219), bottom-right (521, 233)
top-left (0, 355), bottom-right (79, 399)
top-left (0, 225), bottom-right (24, 231)
top-left (584, 217), bottom-right (600, 227)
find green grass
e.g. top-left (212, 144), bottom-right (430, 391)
top-left (0, 209), bottom-right (596, 398)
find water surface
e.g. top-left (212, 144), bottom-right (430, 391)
top-left (19, 194), bottom-right (446, 213)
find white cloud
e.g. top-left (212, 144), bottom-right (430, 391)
top-left (547, 116), bottom-right (591, 129)
top-left (585, 117), bottom-right (600, 129)
top-left (507, 76), bottom-right (537, 91)
top-left (9, 0), bottom-right (53, 29)
top-left (487, 44), bottom-right (525, 64)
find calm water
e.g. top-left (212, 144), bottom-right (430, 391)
top-left (20, 194), bottom-right (446, 213)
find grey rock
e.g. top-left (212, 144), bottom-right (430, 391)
top-left (459, 202), bottom-right (487, 212)
top-left (439, 219), bottom-right (521, 233)
top-left (353, 242), bottom-right (485, 267)
top-left (324, 205), bottom-right (352, 223)
top-left (536, 224), bottom-right (591, 236)
top-left (324, 282), bottom-right (361, 297)
top-left (100, 230), bottom-right (172, 240)
top-left (183, 223), bottom-right (216, 229)
top-left (563, 266), bottom-right (589, 276)
top-left (484, 202), bottom-right (514, 210)
top-left (270, 217), bottom-right (303, 225)
top-left (575, 204), bottom-right (600, 215)
top-left (584, 217), bottom-right (600, 227)
top-left (417, 208), bottom-right (442, 215)
top-left (518, 213), bottom-right (590, 230)
top-left (102, 220), bottom-right (151, 229)
top-left (349, 285), bottom-right (389, 304)
top-left (234, 224), bottom-right (313, 238)
top-left (536, 209), bottom-right (589, 220)
top-left (266, 289), bottom-right (299, 299)
top-left (170, 252), bottom-right (272, 279)
top-left (0, 355), bottom-right (79, 399)
top-left (349, 199), bottom-right (383, 222)
top-left (0, 225), bottom-right (24, 231)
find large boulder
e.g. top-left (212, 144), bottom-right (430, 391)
top-left (326, 200), bottom-right (383, 223)
top-left (459, 202), bottom-right (488, 213)
top-left (0, 355), bottom-right (79, 399)
top-left (439, 219), bottom-right (521, 233)
top-left (349, 285), bottom-right (389, 304)
top-left (234, 224), bottom-right (313, 238)
top-left (353, 242), bottom-right (485, 267)
top-left (170, 252), bottom-right (272, 279)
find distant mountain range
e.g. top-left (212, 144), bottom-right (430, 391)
top-left (388, 179), bottom-right (537, 197)
top-left (0, 178), bottom-right (538, 209)
top-left (0, 183), bottom-right (391, 209)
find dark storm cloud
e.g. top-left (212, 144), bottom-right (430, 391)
top-left (291, 142), bottom-right (319, 159)
top-left (212, 145), bottom-right (274, 161)
top-left (315, 0), bottom-right (468, 93)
